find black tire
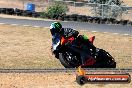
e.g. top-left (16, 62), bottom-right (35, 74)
top-left (59, 53), bottom-right (74, 68)
top-left (105, 51), bottom-right (116, 68)
top-left (14, 9), bottom-right (23, 16)
top-left (32, 13), bottom-right (40, 18)
top-left (76, 75), bottom-right (86, 85)
top-left (98, 49), bottom-right (116, 68)
top-left (59, 51), bottom-right (80, 68)
top-left (6, 8), bottom-right (14, 15)
top-left (0, 8), bottom-right (6, 14)
top-left (110, 62), bottom-right (116, 68)
top-left (105, 57), bottom-right (116, 68)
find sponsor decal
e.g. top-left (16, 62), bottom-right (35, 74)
top-left (76, 66), bottom-right (131, 85)
top-left (85, 74), bottom-right (131, 82)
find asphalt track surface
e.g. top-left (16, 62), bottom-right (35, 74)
top-left (0, 17), bottom-right (132, 35)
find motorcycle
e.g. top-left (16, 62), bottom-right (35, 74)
top-left (52, 35), bottom-right (116, 68)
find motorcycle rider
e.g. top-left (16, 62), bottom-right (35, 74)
top-left (50, 22), bottom-right (96, 65)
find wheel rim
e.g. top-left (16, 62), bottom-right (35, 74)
top-left (64, 52), bottom-right (80, 67)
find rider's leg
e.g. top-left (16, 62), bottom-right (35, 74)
top-left (81, 56), bottom-right (86, 65)
top-left (77, 35), bottom-right (96, 55)
top-left (81, 53), bottom-right (91, 65)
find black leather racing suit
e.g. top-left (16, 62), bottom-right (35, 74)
top-left (51, 28), bottom-right (79, 52)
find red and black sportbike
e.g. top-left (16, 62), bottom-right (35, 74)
top-left (52, 35), bottom-right (116, 68)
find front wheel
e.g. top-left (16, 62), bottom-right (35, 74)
top-left (104, 51), bottom-right (116, 68)
top-left (97, 49), bottom-right (116, 68)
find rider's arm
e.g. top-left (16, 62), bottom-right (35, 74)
top-left (51, 34), bottom-right (61, 51)
top-left (62, 28), bottom-right (79, 38)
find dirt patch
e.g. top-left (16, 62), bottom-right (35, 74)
top-left (0, 0), bottom-right (23, 9)
top-left (0, 72), bottom-right (132, 88)
top-left (0, 24), bottom-right (131, 69)
top-left (0, 24), bottom-right (62, 69)
top-left (123, 0), bottom-right (132, 6)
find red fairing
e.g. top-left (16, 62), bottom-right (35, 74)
top-left (89, 36), bottom-right (95, 44)
top-left (81, 57), bottom-right (96, 67)
top-left (61, 36), bottom-right (75, 45)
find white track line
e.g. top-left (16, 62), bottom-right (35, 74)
top-left (11, 24), bottom-right (19, 26)
top-left (23, 25), bottom-right (30, 27)
top-left (44, 27), bottom-right (50, 28)
top-left (123, 34), bottom-right (130, 36)
top-left (103, 32), bottom-right (108, 33)
top-left (113, 33), bottom-right (119, 35)
top-left (34, 26), bottom-right (40, 28)
top-left (0, 23), bottom-right (5, 25)
top-left (91, 31), bottom-right (98, 33)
